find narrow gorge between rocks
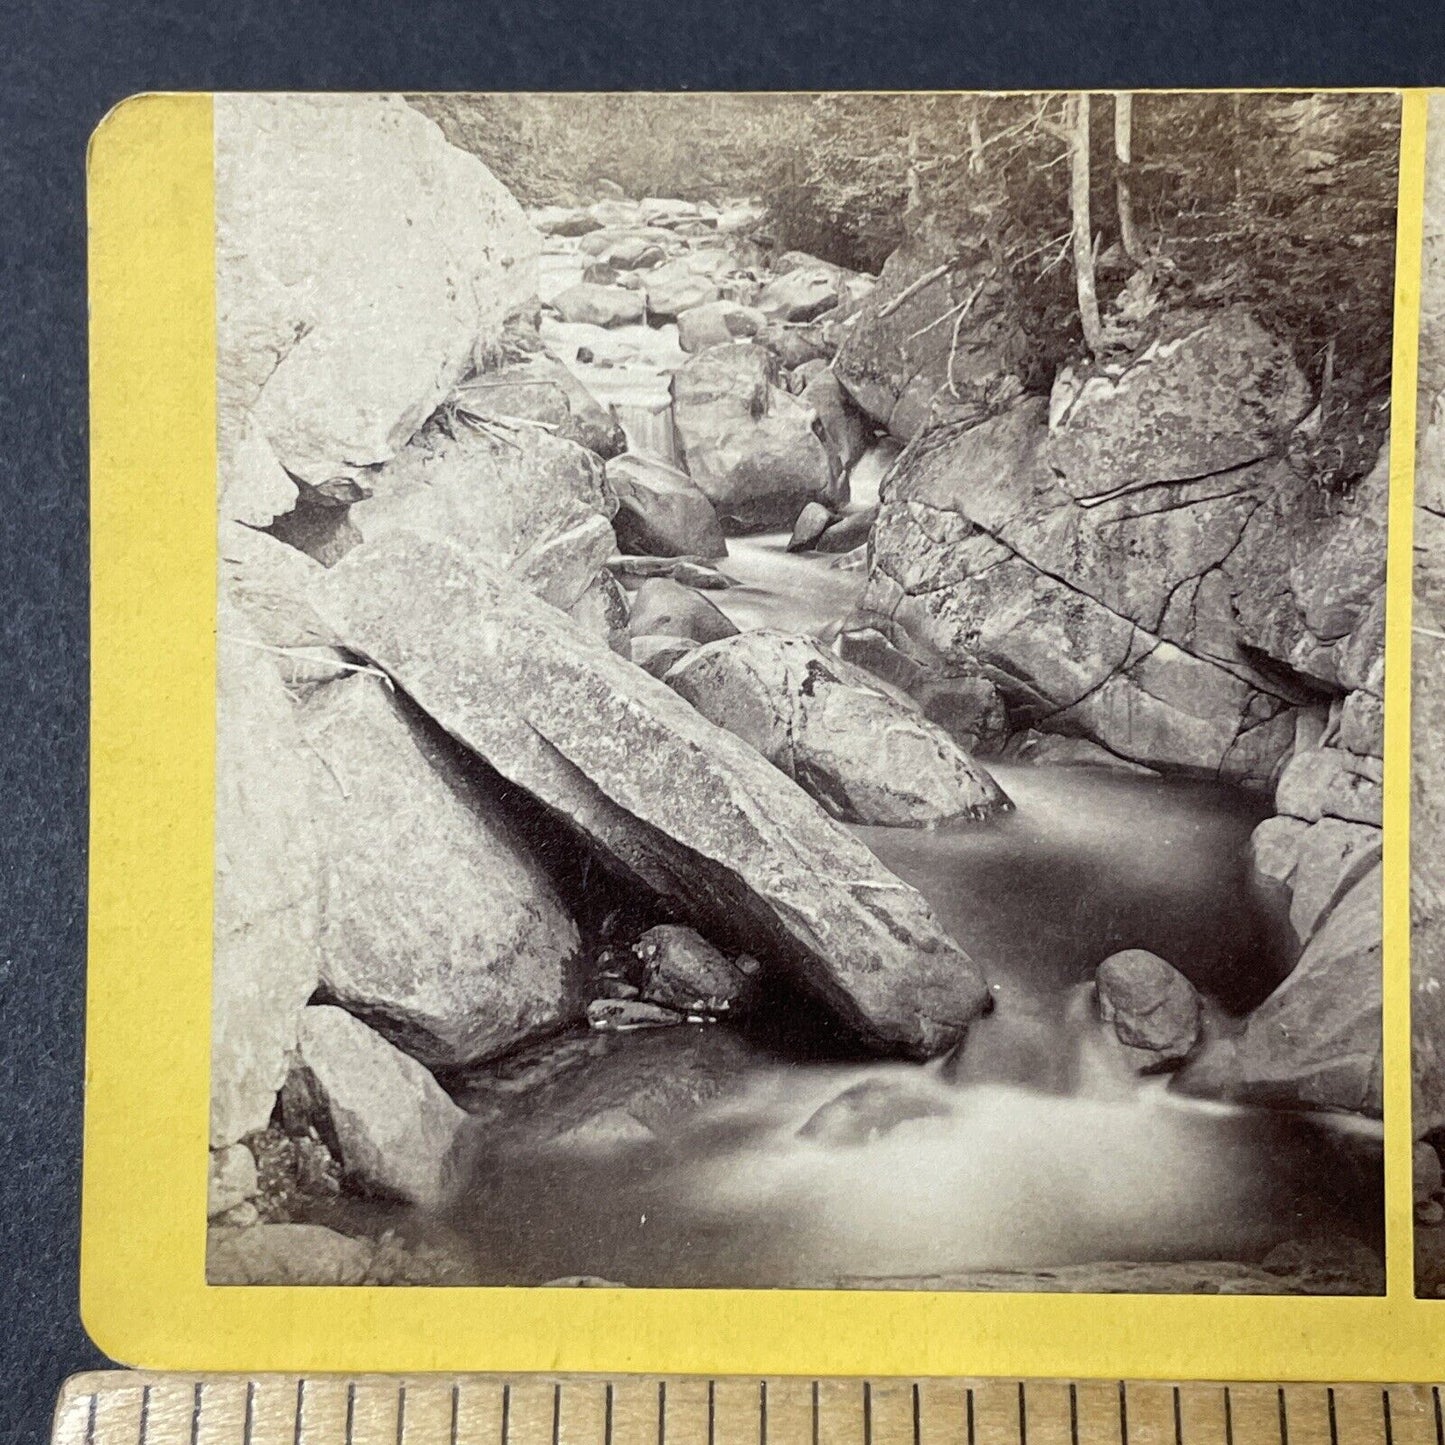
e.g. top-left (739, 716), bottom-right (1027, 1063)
top-left (206, 92), bottom-right (1408, 1296)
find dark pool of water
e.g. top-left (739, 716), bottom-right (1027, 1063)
top-left (436, 767), bottom-right (1380, 1292)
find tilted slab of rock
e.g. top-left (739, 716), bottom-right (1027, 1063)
top-left (664, 630), bottom-right (1012, 827)
top-left (349, 415), bottom-right (617, 612)
top-left (288, 1004), bottom-right (470, 1209)
top-left (301, 675), bottom-right (582, 1071)
top-left (312, 532), bottom-right (991, 1056)
top-left (1046, 307), bottom-right (1311, 499)
top-left (671, 343), bottom-right (845, 531)
top-left (216, 95), bottom-right (539, 496)
top-left (211, 605), bottom-right (323, 1148)
top-left (1181, 863), bottom-right (1382, 1115)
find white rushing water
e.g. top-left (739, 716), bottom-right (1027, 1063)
top-left (441, 222), bottom-right (1384, 1291)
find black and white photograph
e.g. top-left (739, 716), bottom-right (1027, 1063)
top-left (1413, 92), bottom-right (1445, 1298)
top-left (207, 90), bottom-right (1399, 1294)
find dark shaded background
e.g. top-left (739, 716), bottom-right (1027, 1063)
top-left (3, 2), bottom-right (1444, 1442)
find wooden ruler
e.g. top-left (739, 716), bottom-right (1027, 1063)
top-left (50, 1375), bottom-right (1445, 1445)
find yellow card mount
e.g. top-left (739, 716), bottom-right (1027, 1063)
top-left (50, 1375), bottom-right (1445, 1445)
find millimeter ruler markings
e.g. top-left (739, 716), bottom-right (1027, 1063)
top-left (50, 1376), bottom-right (1445, 1445)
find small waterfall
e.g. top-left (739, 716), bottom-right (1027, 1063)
top-left (614, 399), bottom-right (680, 468)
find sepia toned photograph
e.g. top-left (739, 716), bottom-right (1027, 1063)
top-left (208, 90), bottom-right (1399, 1294)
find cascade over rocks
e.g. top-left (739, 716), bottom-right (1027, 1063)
top-left (310, 532), bottom-right (993, 1056)
top-left (216, 94), bottom-right (539, 505)
top-left (671, 343), bottom-right (845, 531)
top-left (664, 630), bottom-right (1012, 827)
top-left (301, 675), bottom-right (583, 1071)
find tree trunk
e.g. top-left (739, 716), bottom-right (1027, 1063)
top-left (1114, 92), bottom-right (1141, 262)
top-left (1069, 93), bottom-right (1104, 354)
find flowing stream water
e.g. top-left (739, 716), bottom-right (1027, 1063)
top-left (431, 229), bottom-right (1384, 1291)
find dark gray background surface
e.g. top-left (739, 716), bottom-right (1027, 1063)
top-left (3, 2), bottom-right (1444, 1442)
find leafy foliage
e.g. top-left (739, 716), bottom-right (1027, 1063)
top-left (413, 91), bottom-right (1402, 485)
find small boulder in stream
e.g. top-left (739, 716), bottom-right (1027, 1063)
top-left (676, 300), bottom-right (766, 352)
top-left (644, 259), bottom-right (721, 321)
top-left (788, 500), bottom-right (834, 552)
top-left (756, 266), bottom-right (843, 322)
top-left (1095, 950), bottom-right (1202, 1069)
top-left (628, 576), bottom-right (740, 645)
top-left (312, 533), bottom-right (993, 1057)
top-left (633, 924), bottom-right (758, 1015)
top-left (664, 630), bottom-right (1013, 827)
top-left (587, 998), bottom-right (685, 1031)
top-left (815, 506), bottom-right (878, 554)
top-left (608, 453), bottom-right (728, 559)
top-left (550, 283), bottom-right (647, 328)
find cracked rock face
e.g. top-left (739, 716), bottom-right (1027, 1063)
top-left (664, 630), bottom-right (1013, 827)
top-left (858, 397), bottom-right (1313, 785)
top-left (855, 333), bottom-right (1387, 787)
top-left (311, 532), bottom-right (992, 1057)
top-left (1047, 307), bottom-right (1312, 499)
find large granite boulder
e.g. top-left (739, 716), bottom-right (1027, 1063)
top-left (301, 675), bottom-right (582, 1070)
top-left (607, 453), bottom-right (728, 559)
top-left (216, 94), bottom-right (538, 507)
top-left (349, 415), bottom-right (617, 612)
top-left (664, 631), bottom-right (1012, 827)
top-left (451, 353), bottom-right (625, 460)
top-left (671, 343), bottom-right (844, 531)
top-left (210, 607), bottom-right (322, 1148)
top-left (834, 236), bottom-right (1025, 441)
top-left (857, 399), bottom-right (1303, 784)
top-left (312, 532), bottom-right (992, 1056)
top-left (1047, 307), bottom-right (1312, 499)
top-left (286, 1004), bottom-right (470, 1209)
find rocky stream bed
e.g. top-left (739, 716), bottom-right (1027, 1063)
top-left (203, 94), bottom-right (1422, 1296)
